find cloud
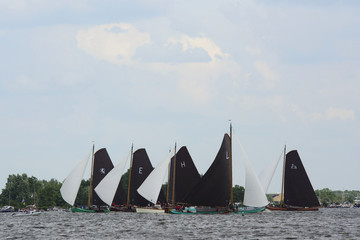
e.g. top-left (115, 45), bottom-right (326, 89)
top-left (253, 61), bottom-right (279, 89)
top-left (76, 24), bottom-right (239, 105)
top-left (289, 104), bottom-right (356, 122)
top-left (165, 34), bottom-right (229, 61)
top-left (76, 23), bottom-right (151, 65)
top-left (325, 107), bottom-right (355, 121)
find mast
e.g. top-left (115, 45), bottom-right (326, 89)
top-left (88, 143), bottom-right (95, 209)
top-left (171, 143), bottom-right (177, 207)
top-left (166, 149), bottom-right (171, 204)
top-left (230, 122), bottom-right (233, 206)
top-left (280, 145), bottom-right (286, 208)
top-left (126, 144), bottom-right (134, 207)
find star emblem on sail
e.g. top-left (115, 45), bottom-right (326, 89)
top-left (290, 164), bottom-right (297, 169)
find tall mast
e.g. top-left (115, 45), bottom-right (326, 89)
top-left (171, 143), bottom-right (177, 207)
top-left (126, 144), bottom-right (134, 207)
top-left (88, 143), bottom-right (95, 209)
top-left (280, 145), bottom-right (286, 208)
top-left (230, 122), bottom-right (233, 206)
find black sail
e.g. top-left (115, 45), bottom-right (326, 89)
top-left (284, 150), bottom-right (320, 208)
top-left (167, 146), bottom-right (201, 204)
top-left (92, 148), bottom-right (126, 206)
top-left (129, 148), bottom-right (166, 206)
top-left (184, 134), bottom-right (231, 207)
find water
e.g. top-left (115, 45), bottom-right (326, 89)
top-left (1, 208), bottom-right (359, 239)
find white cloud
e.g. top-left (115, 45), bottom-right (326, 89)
top-left (245, 46), bottom-right (262, 56)
top-left (166, 34), bottom-right (229, 61)
top-left (76, 26), bottom-right (240, 105)
top-left (76, 23), bottom-right (151, 65)
top-left (325, 107), bottom-right (355, 121)
top-left (289, 104), bottom-right (356, 122)
top-left (253, 61), bottom-right (279, 89)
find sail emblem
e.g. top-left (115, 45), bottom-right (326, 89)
top-left (226, 152), bottom-right (230, 160)
top-left (290, 164), bottom-right (297, 169)
top-left (139, 167), bottom-right (143, 174)
top-left (180, 161), bottom-right (186, 168)
top-left (100, 168), bottom-right (106, 174)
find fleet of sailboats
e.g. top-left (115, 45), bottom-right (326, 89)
top-left (60, 124), bottom-right (321, 214)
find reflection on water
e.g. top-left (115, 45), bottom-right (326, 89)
top-left (1, 208), bottom-right (359, 239)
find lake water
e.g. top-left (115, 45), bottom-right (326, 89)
top-left (1, 208), bottom-right (359, 239)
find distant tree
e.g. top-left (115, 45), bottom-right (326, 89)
top-left (233, 185), bottom-right (244, 203)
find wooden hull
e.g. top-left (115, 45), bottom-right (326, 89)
top-left (110, 207), bottom-right (135, 212)
top-left (136, 207), bottom-right (165, 214)
top-left (266, 206), bottom-right (319, 211)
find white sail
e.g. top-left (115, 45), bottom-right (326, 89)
top-left (60, 151), bottom-right (91, 206)
top-left (236, 137), bottom-right (268, 207)
top-left (94, 152), bottom-right (130, 206)
top-left (258, 149), bottom-right (283, 193)
top-left (137, 152), bottom-right (172, 204)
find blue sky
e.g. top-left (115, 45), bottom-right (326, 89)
top-left (1, 0), bottom-right (359, 193)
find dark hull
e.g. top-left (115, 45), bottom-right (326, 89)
top-left (266, 206), bottom-right (319, 211)
top-left (110, 206), bottom-right (135, 212)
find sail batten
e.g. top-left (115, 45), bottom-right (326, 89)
top-left (60, 151), bottom-right (91, 206)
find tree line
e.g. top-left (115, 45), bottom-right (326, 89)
top-left (0, 173), bottom-right (357, 210)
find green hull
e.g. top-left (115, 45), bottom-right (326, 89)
top-left (71, 207), bottom-right (110, 213)
top-left (170, 206), bottom-right (265, 214)
top-left (233, 206), bottom-right (265, 214)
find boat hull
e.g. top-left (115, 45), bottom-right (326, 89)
top-left (234, 206), bottom-right (265, 214)
top-left (266, 206), bottom-right (319, 211)
top-left (170, 206), bottom-right (265, 214)
top-left (136, 207), bottom-right (165, 214)
top-left (71, 207), bottom-right (110, 213)
top-left (110, 207), bottom-right (135, 212)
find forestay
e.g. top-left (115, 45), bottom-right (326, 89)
top-left (258, 149), bottom-right (283, 193)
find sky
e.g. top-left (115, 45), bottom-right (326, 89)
top-left (1, 0), bottom-right (359, 194)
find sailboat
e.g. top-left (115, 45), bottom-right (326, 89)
top-left (266, 146), bottom-right (320, 211)
top-left (236, 137), bottom-right (268, 213)
top-left (167, 146), bottom-right (201, 213)
top-left (125, 148), bottom-right (167, 209)
top-left (94, 148), bottom-right (130, 211)
top-left (60, 145), bottom-right (113, 213)
top-left (181, 132), bottom-right (232, 214)
top-left (136, 151), bottom-right (173, 213)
